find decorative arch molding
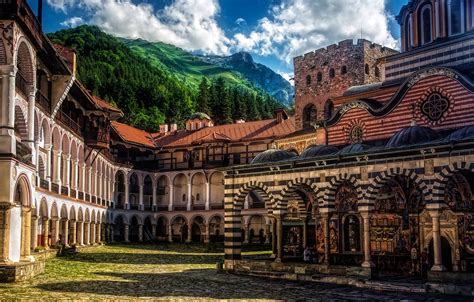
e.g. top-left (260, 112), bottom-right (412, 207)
top-left (14, 37), bottom-right (36, 87)
top-left (433, 161), bottom-right (474, 203)
top-left (366, 167), bottom-right (430, 206)
top-left (208, 214), bottom-right (224, 224)
top-left (232, 181), bottom-right (276, 213)
top-left (321, 67), bottom-right (474, 127)
top-left (324, 174), bottom-right (364, 209)
top-left (113, 213), bottom-right (128, 225)
top-left (170, 214), bottom-right (188, 225)
top-left (278, 178), bottom-right (321, 211)
top-left (13, 174), bottom-right (32, 207)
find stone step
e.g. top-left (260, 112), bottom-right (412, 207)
top-left (365, 281), bottom-right (426, 293)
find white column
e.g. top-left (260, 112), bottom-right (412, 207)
top-left (55, 150), bottom-right (62, 186)
top-left (152, 185), bottom-right (157, 211)
top-left (139, 184), bottom-right (144, 211)
top-left (430, 211), bottom-right (446, 271)
top-left (168, 224), bottom-right (173, 242)
top-left (361, 212), bottom-right (374, 268)
top-left (27, 89), bottom-right (36, 159)
top-left (169, 183), bottom-right (174, 211)
top-left (0, 65), bottom-right (16, 154)
top-left (205, 182), bottom-right (210, 211)
top-left (187, 182), bottom-right (192, 211)
top-left (81, 163), bottom-right (86, 194)
top-left (124, 180), bottom-right (130, 209)
top-left (65, 155), bottom-right (71, 195)
top-left (46, 145), bottom-right (52, 189)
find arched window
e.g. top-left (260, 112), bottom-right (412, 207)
top-left (375, 66), bottom-right (380, 78)
top-left (420, 4), bottom-right (433, 45)
top-left (329, 68), bottom-right (335, 78)
top-left (324, 99), bottom-right (334, 120)
top-left (302, 104), bottom-right (317, 128)
top-left (182, 194), bottom-right (186, 202)
top-left (317, 72), bottom-right (322, 82)
top-left (364, 64), bottom-right (370, 75)
top-left (446, 0), bottom-right (465, 36)
top-left (341, 65), bottom-right (347, 75)
top-left (306, 74), bottom-right (312, 86)
top-left (405, 14), bottom-right (413, 51)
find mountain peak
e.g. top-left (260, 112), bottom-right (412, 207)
top-left (230, 51), bottom-right (254, 64)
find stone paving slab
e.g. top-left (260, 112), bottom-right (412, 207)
top-left (0, 244), bottom-right (469, 301)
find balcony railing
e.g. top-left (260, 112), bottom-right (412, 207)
top-left (15, 72), bottom-right (29, 97)
top-left (210, 203), bottom-right (224, 210)
top-left (173, 205), bottom-right (187, 211)
top-left (61, 185), bottom-right (68, 196)
top-left (130, 204), bottom-right (139, 210)
top-left (40, 179), bottom-right (49, 190)
top-left (157, 206), bottom-right (169, 211)
top-left (85, 128), bottom-right (110, 149)
top-left (85, 194), bottom-right (90, 202)
top-left (36, 90), bottom-right (50, 113)
top-left (192, 205), bottom-right (205, 211)
top-left (144, 205), bottom-right (152, 211)
top-left (78, 191), bottom-right (84, 200)
top-left (51, 183), bottom-right (59, 194)
top-left (70, 189), bottom-right (77, 198)
top-left (56, 111), bottom-right (81, 136)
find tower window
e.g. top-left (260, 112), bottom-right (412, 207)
top-left (324, 100), bottom-right (334, 120)
top-left (329, 68), bottom-right (335, 78)
top-left (341, 65), bottom-right (347, 75)
top-left (420, 4), bottom-right (433, 45)
top-left (375, 66), bottom-right (380, 78)
top-left (317, 72), bottom-right (322, 82)
top-left (447, 0), bottom-right (465, 36)
top-left (365, 64), bottom-right (370, 75)
top-left (405, 14), bottom-right (413, 50)
top-left (306, 75), bottom-right (312, 86)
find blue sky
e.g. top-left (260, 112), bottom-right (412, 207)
top-left (32, 0), bottom-right (408, 79)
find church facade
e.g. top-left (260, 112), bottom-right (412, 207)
top-left (223, 0), bottom-right (474, 281)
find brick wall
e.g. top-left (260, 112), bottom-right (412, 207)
top-left (294, 39), bottom-right (397, 130)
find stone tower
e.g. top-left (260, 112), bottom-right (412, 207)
top-left (293, 39), bottom-right (398, 130)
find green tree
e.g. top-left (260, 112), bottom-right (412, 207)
top-left (197, 77), bottom-right (211, 115)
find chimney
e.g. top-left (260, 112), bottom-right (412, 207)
top-left (274, 108), bottom-right (288, 123)
top-left (159, 124), bottom-right (169, 134)
top-left (170, 123), bottom-right (178, 132)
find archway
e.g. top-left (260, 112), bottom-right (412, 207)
top-left (156, 175), bottom-right (170, 210)
top-left (191, 216), bottom-right (205, 242)
top-left (16, 41), bottom-right (34, 96)
top-left (209, 172), bottom-right (224, 208)
top-left (429, 237), bottom-right (453, 272)
top-left (302, 104), bottom-right (317, 128)
top-left (143, 175), bottom-right (153, 211)
top-left (191, 173), bottom-right (206, 210)
top-left (144, 216), bottom-right (154, 242)
top-left (129, 173), bottom-right (139, 210)
top-left (13, 176), bottom-right (32, 261)
top-left (156, 216), bottom-right (168, 241)
top-left (173, 174), bottom-right (188, 211)
top-left (171, 216), bottom-right (187, 242)
top-left (114, 215), bottom-right (125, 242)
top-left (209, 215), bottom-right (224, 242)
top-left (371, 175), bottom-right (425, 276)
top-left (129, 216), bottom-right (140, 242)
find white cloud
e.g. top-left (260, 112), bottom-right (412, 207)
top-left (46, 0), bottom-right (76, 12)
top-left (232, 0), bottom-right (397, 62)
top-left (278, 70), bottom-right (294, 86)
top-left (50, 0), bottom-right (230, 55)
top-left (235, 17), bottom-right (247, 27)
top-left (60, 16), bottom-right (85, 28)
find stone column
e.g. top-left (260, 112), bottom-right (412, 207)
top-left (96, 223), bottom-right (101, 243)
top-left (124, 181), bottom-right (130, 210)
top-left (169, 183), bottom-right (174, 211)
top-left (54, 151), bottom-right (62, 186)
top-left (42, 218), bottom-right (50, 248)
top-left (46, 146), bottom-right (53, 189)
top-left (31, 215), bottom-right (38, 250)
top-left (151, 224), bottom-right (157, 240)
top-left (361, 212), bottom-right (374, 268)
top-left (20, 208), bottom-right (32, 261)
top-left (152, 185), bottom-right (157, 211)
top-left (27, 89), bottom-right (36, 156)
top-left (139, 184), bottom-right (144, 211)
top-left (109, 224), bottom-right (114, 242)
top-left (84, 222), bottom-right (90, 245)
top-left (265, 223), bottom-right (271, 244)
top-left (77, 221), bottom-right (84, 245)
top-left (430, 211), bottom-right (446, 271)
top-left (168, 224), bottom-right (173, 243)
top-left (138, 224), bottom-right (143, 242)
top-left (186, 224), bottom-right (192, 242)
top-left (73, 160), bottom-right (79, 198)
top-left (62, 219), bottom-right (69, 246)
top-left (90, 223), bottom-right (96, 244)
top-left (0, 66), bottom-right (16, 155)
top-left (271, 220), bottom-right (277, 256)
top-left (81, 163), bottom-right (86, 195)
top-left (204, 224), bottom-right (210, 243)
top-left (187, 183), bottom-right (192, 211)
top-left (243, 224), bottom-right (250, 244)
top-left (276, 216), bottom-right (283, 262)
top-left (65, 155), bottom-right (71, 195)
top-left (322, 214), bottom-right (330, 265)
top-left (124, 224), bottom-right (130, 243)
top-left (205, 182), bottom-right (210, 211)
top-left (70, 221), bottom-right (76, 245)
top-left (51, 218), bottom-right (60, 246)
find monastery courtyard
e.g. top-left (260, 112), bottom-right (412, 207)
top-left (0, 244), bottom-right (466, 301)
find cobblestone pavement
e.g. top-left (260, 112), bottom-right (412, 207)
top-left (0, 244), bottom-right (469, 301)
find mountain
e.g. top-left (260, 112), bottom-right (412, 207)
top-left (124, 39), bottom-right (294, 106)
top-left (47, 26), bottom-right (282, 131)
top-left (200, 52), bottom-right (294, 106)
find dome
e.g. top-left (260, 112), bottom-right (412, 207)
top-left (386, 125), bottom-right (440, 148)
top-left (443, 125), bottom-right (474, 143)
top-left (189, 112), bottom-right (212, 120)
top-left (251, 149), bottom-right (297, 164)
top-left (338, 143), bottom-right (371, 155)
top-left (300, 145), bottom-right (338, 160)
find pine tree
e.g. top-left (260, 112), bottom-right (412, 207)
top-left (247, 93), bottom-right (261, 121)
top-left (197, 77), bottom-right (211, 115)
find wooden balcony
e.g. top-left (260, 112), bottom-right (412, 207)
top-left (85, 128), bottom-right (110, 149)
top-left (36, 90), bottom-right (50, 113)
top-left (56, 111), bottom-right (82, 136)
top-left (15, 72), bottom-right (29, 97)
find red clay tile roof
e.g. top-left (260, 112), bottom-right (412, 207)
top-left (111, 121), bottom-right (156, 148)
top-left (155, 117), bottom-right (296, 148)
top-left (92, 96), bottom-right (123, 113)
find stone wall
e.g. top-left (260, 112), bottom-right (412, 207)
top-left (0, 259), bottom-right (45, 282)
top-left (293, 39), bottom-right (397, 130)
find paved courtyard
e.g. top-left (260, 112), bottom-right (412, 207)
top-left (0, 244), bottom-right (468, 301)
